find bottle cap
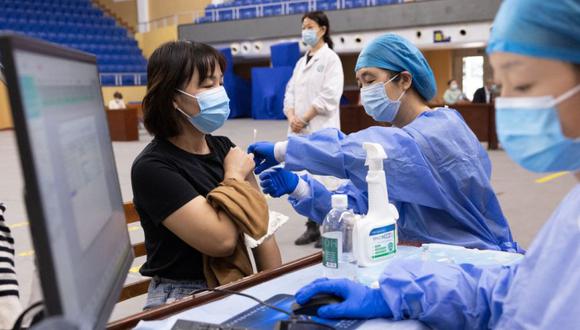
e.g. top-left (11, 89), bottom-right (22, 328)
top-left (331, 194), bottom-right (348, 209)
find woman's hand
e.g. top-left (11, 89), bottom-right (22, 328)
top-left (291, 117), bottom-right (307, 133)
top-left (224, 147), bottom-right (255, 181)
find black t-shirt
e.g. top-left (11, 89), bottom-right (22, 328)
top-left (131, 135), bottom-right (235, 281)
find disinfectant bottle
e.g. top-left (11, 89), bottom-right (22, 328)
top-left (353, 143), bottom-right (399, 268)
top-left (322, 194), bottom-right (356, 279)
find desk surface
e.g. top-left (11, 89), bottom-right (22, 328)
top-left (132, 258), bottom-right (427, 330)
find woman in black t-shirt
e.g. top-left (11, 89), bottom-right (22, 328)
top-left (131, 41), bottom-right (282, 310)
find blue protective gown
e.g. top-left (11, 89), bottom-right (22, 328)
top-left (378, 183), bottom-right (580, 329)
top-left (285, 108), bottom-right (520, 252)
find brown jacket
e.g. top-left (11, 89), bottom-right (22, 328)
top-left (204, 178), bottom-right (268, 288)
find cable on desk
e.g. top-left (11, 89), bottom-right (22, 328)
top-left (191, 288), bottom-right (293, 317)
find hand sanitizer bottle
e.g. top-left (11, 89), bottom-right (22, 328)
top-left (322, 194), bottom-right (356, 279)
top-left (353, 143), bottom-right (399, 268)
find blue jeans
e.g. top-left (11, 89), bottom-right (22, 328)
top-left (143, 276), bottom-right (207, 310)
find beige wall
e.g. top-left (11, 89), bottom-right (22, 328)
top-left (135, 25), bottom-right (178, 59)
top-left (102, 86), bottom-right (147, 105)
top-left (0, 82), bottom-right (13, 130)
top-left (148, 0), bottom-right (211, 24)
top-left (95, 0), bottom-right (138, 31)
top-left (423, 49), bottom-right (453, 102)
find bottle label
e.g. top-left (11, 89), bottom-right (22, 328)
top-left (369, 224), bottom-right (396, 260)
top-left (322, 232), bottom-right (342, 269)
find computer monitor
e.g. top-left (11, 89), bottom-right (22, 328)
top-left (0, 34), bottom-right (133, 329)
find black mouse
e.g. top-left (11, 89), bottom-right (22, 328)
top-left (291, 293), bottom-right (344, 317)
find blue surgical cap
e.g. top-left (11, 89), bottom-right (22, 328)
top-left (355, 34), bottom-right (436, 101)
top-left (487, 0), bottom-right (580, 63)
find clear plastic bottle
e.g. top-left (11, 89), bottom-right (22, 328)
top-left (321, 194), bottom-right (356, 279)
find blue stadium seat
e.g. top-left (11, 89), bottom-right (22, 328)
top-left (218, 9), bottom-right (234, 21)
top-left (240, 7), bottom-right (257, 20)
top-left (344, 0), bottom-right (368, 9)
top-left (288, 2), bottom-right (309, 15)
top-left (263, 3), bottom-right (283, 17)
top-left (121, 74), bottom-right (135, 85)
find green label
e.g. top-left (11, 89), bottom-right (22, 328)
top-left (322, 235), bottom-right (340, 269)
top-left (370, 225), bottom-right (396, 260)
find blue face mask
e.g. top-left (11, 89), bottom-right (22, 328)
top-left (175, 86), bottom-right (230, 134)
top-left (496, 84), bottom-right (580, 173)
top-left (302, 29), bottom-right (319, 47)
top-left (360, 74), bottom-right (405, 123)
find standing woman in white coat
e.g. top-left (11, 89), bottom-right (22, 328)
top-left (283, 11), bottom-right (344, 247)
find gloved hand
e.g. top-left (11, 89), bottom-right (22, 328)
top-left (295, 278), bottom-right (392, 319)
top-left (259, 168), bottom-right (299, 198)
top-left (248, 141), bottom-right (279, 174)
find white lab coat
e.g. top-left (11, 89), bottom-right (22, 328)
top-left (108, 99), bottom-right (126, 110)
top-left (283, 43), bottom-right (344, 136)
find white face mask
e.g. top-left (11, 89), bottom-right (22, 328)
top-left (450, 83), bottom-right (459, 90)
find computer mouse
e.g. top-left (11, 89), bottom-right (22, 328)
top-left (291, 293), bottom-right (344, 317)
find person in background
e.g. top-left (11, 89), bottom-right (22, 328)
top-left (0, 203), bottom-right (22, 329)
top-left (443, 79), bottom-right (469, 104)
top-left (132, 41), bottom-right (281, 310)
top-left (249, 33), bottom-right (520, 253)
top-left (283, 11), bottom-right (344, 247)
top-left (473, 78), bottom-right (496, 103)
top-left (108, 91), bottom-right (126, 109)
top-left (294, 0), bottom-right (580, 328)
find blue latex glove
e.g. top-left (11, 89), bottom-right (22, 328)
top-left (248, 141), bottom-right (279, 174)
top-left (259, 168), bottom-right (298, 198)
top-left (295, 278), bottom-right (392, 319)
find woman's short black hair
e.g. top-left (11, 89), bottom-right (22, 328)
top-left (113, 91), bottom-right (123, 99)
top-left (302, 11), bottom-right (333, 49)
top-left (142, 41), bottom-right (226, 138)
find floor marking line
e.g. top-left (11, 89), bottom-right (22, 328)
top-left (535, 171), bottom-right (569, 184)
top-left (17, 250), bottom-right (35, 257)
top-left (8, 221), bottom-right (29, 229)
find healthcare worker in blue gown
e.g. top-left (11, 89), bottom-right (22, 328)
top-left (292, 0), bottom-right (580, 328)
top-left (249, 34), bottom-right (521, 253)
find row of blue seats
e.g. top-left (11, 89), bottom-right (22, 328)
top-left (98, 64), bottom-right (147, 73)
top-left (0, 1), bottom-right (94, 10)
top-left (1, 0), bottom-right (90, 4)
top-left (97, 55), bottom-right (147, 66)
top-left (0, 11), bottom-right (111, 25)
top-left (100, 74), bottom-right (147, 87)
top-left (3, 23), bottom-right (126, 36)
top-left (0, 7), bottom-right (103, 18)
top-left (70, 43), bottom-right (143, 56)
top-left (23, 32), bottom-right (135, 46)
top-left (198, 0), bottom-right (402, 23)
top-left (0, 16), bottom-right (116, 27)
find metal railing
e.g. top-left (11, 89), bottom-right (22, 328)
top-left (99, 73), bottom-right (145, 86)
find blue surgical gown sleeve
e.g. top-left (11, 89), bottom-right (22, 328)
top-left (379, 184), bottom-right (580, 330)
top-left (378, 259), bottom-right (516, 330)
top-left (288, 174), bottom-right (368, 224)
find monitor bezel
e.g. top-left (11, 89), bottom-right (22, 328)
top-left (0, 33), bottom-right (133, 329)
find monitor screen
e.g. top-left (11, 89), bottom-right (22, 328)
top-left (0, 34), bottom-right (133, 329)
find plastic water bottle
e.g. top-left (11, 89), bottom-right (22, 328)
top-left (322, 194), bottom-right (356, 279)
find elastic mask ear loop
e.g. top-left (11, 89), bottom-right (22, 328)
top-left (176, 89), bottom-right (198, 99)
top-left (385, 74), bottom-right (406, 101)
top-left (553, 84), bottom-right (580, 106)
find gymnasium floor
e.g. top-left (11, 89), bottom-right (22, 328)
top-left (0, 119), bottom-right (576, 321)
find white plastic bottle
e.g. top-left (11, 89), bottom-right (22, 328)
top-left (321, 194), bottom-right (356, 279)
top-left (353, 143), bottom-right (399, 268)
